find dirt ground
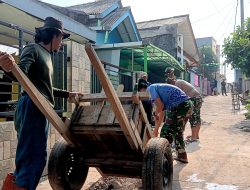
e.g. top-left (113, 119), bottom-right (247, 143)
top-left (37, 94), bottom-right (250, 190)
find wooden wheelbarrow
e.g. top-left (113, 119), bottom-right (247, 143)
top-left (10, 45), bottom-right (173, 190)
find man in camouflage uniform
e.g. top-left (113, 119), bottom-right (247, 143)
top-left (165, 67), bottom-right (203, 142)
top-left (147, 83), bottom-right (193, 163)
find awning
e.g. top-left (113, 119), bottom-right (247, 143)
top-left (120, 43), bottom-right (184, 72)
top-left (95, 42), bottom-right (184, 82)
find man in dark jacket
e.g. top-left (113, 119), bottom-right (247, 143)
top-left (0, 17), bottom-right (82, 190)
top-left (221, 79), bottom-right (227, 96)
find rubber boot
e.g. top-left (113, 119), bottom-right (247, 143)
top-left (2, 173), bottom-right (15, 190)
top-left (174, 152), bottom-right (188, 163)
top-left (1, 173), bottom-right (27, 190)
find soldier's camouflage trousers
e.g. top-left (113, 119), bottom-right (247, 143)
top-left (160, 99), bottom-right (193, 153)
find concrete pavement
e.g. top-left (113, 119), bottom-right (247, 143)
top-left (173, 94), bottom-right (250, 189)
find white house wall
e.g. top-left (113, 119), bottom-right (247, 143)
top-left (97, 50), bottom-right (121, 66)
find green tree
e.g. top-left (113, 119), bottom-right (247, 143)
top-left (223, 18), bottom-right (250, 76)
top-left (197, 45), bottom-right (219, 81)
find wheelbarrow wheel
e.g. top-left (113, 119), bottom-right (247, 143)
top-left (48, 138), bottom-right (89, 190)
top-left (142, 137), bottom-right (173, 190)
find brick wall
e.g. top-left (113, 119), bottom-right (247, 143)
top-left (0, 121), bottom-right (61, 187)
top-left (0, 122), bottom-right (15, 186)
top-left (66, 41), bottom-right (91, 113)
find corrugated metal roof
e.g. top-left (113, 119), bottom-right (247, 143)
top-left (137, 15), bottom-right (188, 30)
top-left (68, 0), bottom-right (121, 15)
top-left (96, 43), bottom-right (184, 72)
top-left (101, 7), bottom-right (130, 28)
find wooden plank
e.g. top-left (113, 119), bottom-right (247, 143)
top-left (96, 88), bottom-right (105, 106)
top-left (142, 124), bottom-right (153, 151)
top-left (130, 120), bottom-right (143, 151)
top-left (96, 85), bottom-right (123, 125)
top-left (71, 126), bottom-right (123, 135)
top-left (76, 91), bottom-right (150, 102)
top-left (71, 106), bottom-right (84, 124)
top-left (139, 101), bottom-right (150, 124)
top-left (84, 158), bottom-right (142, 167)
top-left (114, 104), bottom-right (133, 124)
top-left (77, 106), bottom-right (99, 125)
top-left (98, 106), bottom-right (115, 125)
top-left (132, 104), bottom-right (140, 123)
top-left (11, 64), bottom-right (75, 146)
top-left (85, 44), bottom-right (139, 150)
top-left (138, 101), bottom-right (153, 152)
top-left (137, 118), bottom-right (143, 138)
top-left (88, 105), bottom-right (103, 124)
top-left (72, 85), bottom-right (124, 126)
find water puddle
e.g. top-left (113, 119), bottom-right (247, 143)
top-left (186, 174), bottom-right (205, 183)
top-left (186, 174), bottom-right (239, 190)
top-left (206, 183), bottom-right (238, 190)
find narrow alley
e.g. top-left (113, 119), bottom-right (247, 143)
top-left (173, 94), bottom-right (250, 190)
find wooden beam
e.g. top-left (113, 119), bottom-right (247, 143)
top-left (71, 126), bottom-right (123, 135)
top-left (138, 101), bottom-right (150, 124)
top-left (11, 64), bottom-right (76, 146)
top-left (84, 158), bottom-right (142, 167)
top-left (68, 91), bottom-right (150, 103)
top-left (130, 120), bottom-right (143, 151)
top-left (85, 44), bottom-right (139, 150)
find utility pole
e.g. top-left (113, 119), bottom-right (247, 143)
top-left (240, 0), bottom-right (246, 95)
top-left (240, 0), bottom-right (244, 28)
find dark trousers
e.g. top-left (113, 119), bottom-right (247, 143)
top-left (14, 95), bottom-right (49, 190)
top-left (221, 87), bottom-right (227, 96)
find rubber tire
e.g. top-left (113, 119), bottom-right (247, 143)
top-left (48, 138), bottom-right (89, 190)
top-left (142, 137), bottom-right (173, 190)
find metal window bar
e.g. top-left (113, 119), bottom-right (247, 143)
top-left (0, 48), bottom-right (68, 120)
top-left (52, 45), bottom-right (68, 116)
top-left (91, 61), bottom-right (133, 94)
top-left (0, 79), bottom-right (19, 121)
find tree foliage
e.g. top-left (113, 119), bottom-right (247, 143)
top-left (223, 18), bottom-right (250, 76)
top-left (197, 45), bottom-right (219, 81)
top-left (199, 45), bottom-right (218, 64)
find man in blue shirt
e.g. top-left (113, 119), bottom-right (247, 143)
top-left (147, 83), bottom-right (193, 163)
